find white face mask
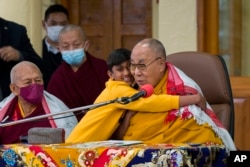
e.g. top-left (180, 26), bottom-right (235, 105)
top-left (46, 25), bottom-right (64, 42)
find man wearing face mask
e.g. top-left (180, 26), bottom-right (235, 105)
top-left (42, 4), bottom-right (69, 88)
top-left (0, 61), bottom-right (78, 144)
top-left (47, 24), bottom-right (109, 121)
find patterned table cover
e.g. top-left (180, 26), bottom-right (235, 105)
top-left (0, 141), bottom-right (228, 167)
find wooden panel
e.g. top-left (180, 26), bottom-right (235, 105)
top-left (60, 0), bottom-right (113, 60)
top-left (196, 0), bottom-right (219, 54)
top-left (60, 0), bottom-right (152, 61)
top-left (229, 0), bottom-right (242, 75)
top-left (113, 0), bottom-right (152, 50)
top-left (122, 36), bottom-right (145, 50)
top-left (230, 76), bottom-right (250, 150)
top-left (78, 0), bottom-right (113, 60)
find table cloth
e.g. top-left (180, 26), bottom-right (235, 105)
top-left (0, 141), bottom-right (227, 167)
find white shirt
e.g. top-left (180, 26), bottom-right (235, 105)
top-left (45, 39), bottom-right (59, 54)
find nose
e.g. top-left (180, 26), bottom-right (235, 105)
top-left (31, 80), bottom-right (37, 84)
top-left (69, 45), bottom-right (76, 50)
top-left (134, 67), bottom-right (142, 76)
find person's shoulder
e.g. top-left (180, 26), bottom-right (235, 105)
top-left (43, 91), bottom-right (69, 110)
top-left (42, 38), bottom-right (46, 44)
top-left (42, 38), bottom-right (50, 55)
top-left (1, 18), bottom-right (25, 29)
top-left (0, 18), bottom-right (26, 35)
top-left (49, 63), bottom-right (65, 77)
top-left (86, 52), bottom-right (108, 71)
top-left (0, 93), bottom-right (16, 110)
top-left (87, 52), bottom-right (106, 63)
top-left (106, 80), bottom-right (136, 92)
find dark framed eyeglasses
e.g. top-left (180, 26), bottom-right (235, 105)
top-left (130, 57), bottom-right (161, 71)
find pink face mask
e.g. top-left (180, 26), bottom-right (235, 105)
top-left (19, 83), bottom-right (44, 105)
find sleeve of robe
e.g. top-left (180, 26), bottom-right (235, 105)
top-left (66, 79), bottom-right (179, 143)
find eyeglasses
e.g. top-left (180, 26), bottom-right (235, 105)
top-left (130, 57), bottom-right (161, 71)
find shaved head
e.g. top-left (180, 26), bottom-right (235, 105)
top-left (134, 38), bottom-right (167, 60)
top-left (10, 61), bottom-right (42, 84)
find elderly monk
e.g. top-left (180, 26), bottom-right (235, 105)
top-left (118, 38), bottom-right (236, 151)
top-left (0, 61), bottom-right (78, 144)
top-left (47, 24), bottom-right (108, 121)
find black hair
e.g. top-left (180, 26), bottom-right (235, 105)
top-left (107, 48), bottom-right (131, 71)
top-left (44, 4), bottom-right (69, 21)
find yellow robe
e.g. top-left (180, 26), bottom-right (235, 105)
top-left (66, 79), bottom-right (179, 143)
top-left (124, 71), bottom-right (223, 145)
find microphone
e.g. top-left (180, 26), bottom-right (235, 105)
top-left (0, 85), bottom-right (154, 127)
top-left (118, 84), bottom-right (154, 104)
top-left (0, 99), bottom-right (117, 127)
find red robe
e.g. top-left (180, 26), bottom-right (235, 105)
top-left (47, 52), bottom-right (108, 121)
top-left (0, 97), bottom-right (51, 144)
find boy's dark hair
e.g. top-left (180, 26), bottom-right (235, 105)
top-left (107, 48), bottom-right (131, 71)
top-left (44, 4), bottom-right (69, 21)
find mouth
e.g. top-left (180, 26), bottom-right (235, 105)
top-left (123, 76), bottom-right (134, 84)
top-left (135, 80), bottom-right (145, 86)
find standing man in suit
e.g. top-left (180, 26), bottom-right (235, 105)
top-left (0, 17), bottom-right (45, 101)
top-left (42, 4), bottom-right (69, 88)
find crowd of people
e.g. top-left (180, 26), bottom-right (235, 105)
top-left (0, 4), bottom-right (236, 152)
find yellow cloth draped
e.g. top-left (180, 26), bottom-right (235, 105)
top-left (124, 70), bottom-right (223, 145)
top-left (66, 79), bottom-right (179, 143)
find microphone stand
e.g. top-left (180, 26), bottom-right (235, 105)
top-left (0, 97), bottom-right (130, 127)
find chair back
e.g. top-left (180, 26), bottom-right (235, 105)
top-left (166, 51), bottom-right (234, 139)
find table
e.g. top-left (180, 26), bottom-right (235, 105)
top-left (0, 141), bottom-right (228, 167)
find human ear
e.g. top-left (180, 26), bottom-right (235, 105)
top-left (83, 40), bottom-right (90, 51)
top-left (42, 20), bottom-right (47, 31)
top-left (107, 71), bottom-right (114, 80)
top-left (9, 84), bottom-right (19, 96)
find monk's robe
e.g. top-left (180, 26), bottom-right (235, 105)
top-left (123, 63), bottom-right (236, 151)
top-left (66, 79), bottom-right (179, 143)
top-left (47, 52), bottom-right (109, 121)
top-left (0, 97), bottom-right (51, 144)
top-left (0, 91), bottom-right (78, 144)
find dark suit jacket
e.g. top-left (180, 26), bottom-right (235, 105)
top-left (0, 18), bottom-right (45, 100)
top-left (42, 38), bottom-right (62, 88)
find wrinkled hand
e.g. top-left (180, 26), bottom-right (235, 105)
top-left (0, 46), bottom-right (21, 62)
top-left (196, 93), bottom-right (207, 111)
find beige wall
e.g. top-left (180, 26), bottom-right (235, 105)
top-left (155, 0), bottom-right (197, 55)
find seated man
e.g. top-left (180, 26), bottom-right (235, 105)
top-left (66, 48), bottom-right (207, 143)
top-left (47, 24), bottom-right (108, 121)
top-left (124, 38), bottom-right (236, 151)
top-left (0, 61), bottom-right (78, 144)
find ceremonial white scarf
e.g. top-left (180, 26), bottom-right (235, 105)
top-left (166, 62), bottom-right (236, 151)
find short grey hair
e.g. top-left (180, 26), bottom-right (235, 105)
top-left (59, 24), bottom-right (86, 41)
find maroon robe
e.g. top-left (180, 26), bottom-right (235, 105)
top-left (47, 52), bottom-right (108, 121)
top-left (0, 97), bottom-right (51, 144)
